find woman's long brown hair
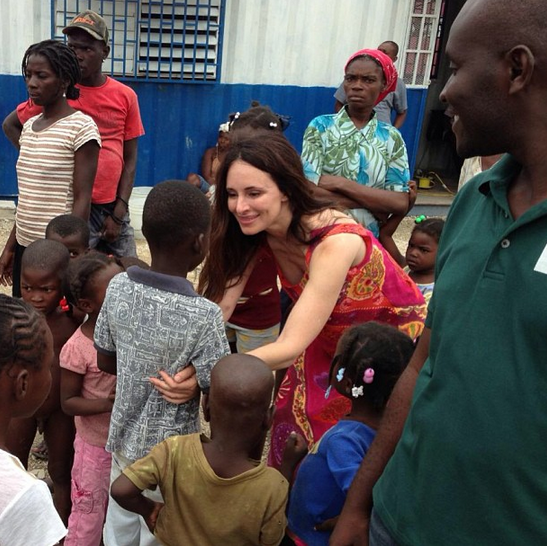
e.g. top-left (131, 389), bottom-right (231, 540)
top-left (199, 132), bottom-right (333, 302)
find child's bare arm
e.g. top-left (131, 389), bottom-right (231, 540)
top-left (379, 215), bottom-right (406, 267)
top-left (111, 474), bottom-right (164, 532)
top-left (379, 180), bottom-right (418, 267)
top-left (97, 352), bottom-right (117, 375)
top-left (61, 368), bottom-right (114, 416)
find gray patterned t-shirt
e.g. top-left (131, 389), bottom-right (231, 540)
top-left (94, 266), bottom-right (230, 461)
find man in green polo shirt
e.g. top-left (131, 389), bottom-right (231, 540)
top-left (330, 0), bottom-right (547, 545)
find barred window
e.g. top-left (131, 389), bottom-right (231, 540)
top-left (53, 0), bottom-right (225, 83)
top-left (402, 0), bottom-right (444, 86)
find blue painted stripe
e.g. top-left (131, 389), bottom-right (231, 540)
top-left (0, 75), bottom-right (427, 196)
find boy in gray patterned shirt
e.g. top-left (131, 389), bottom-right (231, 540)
top-left (95, 180), bottom-right (230, 545)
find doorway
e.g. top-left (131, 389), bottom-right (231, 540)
top-left (414, 0), bottom-right (468, 186)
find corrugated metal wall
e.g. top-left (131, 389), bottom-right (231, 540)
top-left (222, 0), bottom-right (411, 86)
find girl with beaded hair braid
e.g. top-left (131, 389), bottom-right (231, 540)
top-left (0, 294), bottom-right (67, 545)
top-left (0, 39), bottom-right (101, 297)
top-left (282, 322), bottom-right (415, 545)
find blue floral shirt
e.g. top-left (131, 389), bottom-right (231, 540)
top-left (302, 107), bottom-right (410, 236)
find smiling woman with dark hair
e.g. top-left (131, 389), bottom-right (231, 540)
top-left (200, 132), bottom-right (426, 469)
top-left (302, 48), bottom-right (411, 238)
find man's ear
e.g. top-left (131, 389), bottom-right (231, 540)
top-left (102, 44), bottom-right (111, 61)
top-left (506, 45), bottom-right (535, 95)
top-left (202, 392), bottom-right (211, 423)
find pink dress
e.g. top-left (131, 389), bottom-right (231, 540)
top-left (269, 223), bottom-right (427, 467)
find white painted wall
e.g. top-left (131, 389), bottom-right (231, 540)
top-left (1, 0), bottom-right (51, 75)
top-left (0, 0), bottom-right (413, 86)
top-left (221, 0), bottom-right (412, 86)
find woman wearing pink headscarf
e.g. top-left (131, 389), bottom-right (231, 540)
top-left (302, 48), bottom-right (411, 237)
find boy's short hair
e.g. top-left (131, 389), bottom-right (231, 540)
top-left (209, 354), bottom-right (274, 421)
top-left (21, 239), bottom-right (70, 277)
top-left (142, 180), bottom-right (211, 248)
top-left (46, 214), bottom-right (90, 246)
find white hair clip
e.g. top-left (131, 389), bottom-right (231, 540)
top-left (269, 121), bottom-right (278, 128)
top-left (352, 386), bottom-right (364, 398)
top-left (229, 112), bottom-right (241, 128)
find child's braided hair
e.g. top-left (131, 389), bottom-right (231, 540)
top-left (63, 251), bottom-right (118, 307)
top-left (229, 101), bottom-right (289, 133)
top-left (0, 295), bottom-right (48, 372)
top-left (330, 322), bottom-right (415, 411)
top-left (412, 218), bottom-right (445, 244)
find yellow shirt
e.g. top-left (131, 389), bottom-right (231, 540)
top-left (124, 434), bottom-right (288, 546)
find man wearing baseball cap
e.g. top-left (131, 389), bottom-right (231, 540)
top-left (3, 10), bottom-right (144, 259)
top-left (64, 10), bottom-right (110, 43)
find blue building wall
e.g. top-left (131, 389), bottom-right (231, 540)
top-left (0, 75), bottom-right (427, 196)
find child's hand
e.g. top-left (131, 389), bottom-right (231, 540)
top-left (279, 432), bottom-right (308, 481)
top-left (186, 173), bottom-right (201, 188)
top-left (408, 179), bottom-right (418, 212)
top-left (145, 501), bottom-right (164, 533)
top-left (284, 431), bottom-right (308, 463)
top-left (314, 515), bottom-right (338, 532)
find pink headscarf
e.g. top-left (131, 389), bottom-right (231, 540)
top-left (344, 48), bottom-right (398, 105)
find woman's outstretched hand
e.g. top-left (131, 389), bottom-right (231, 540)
top-left (150, 365), bottom-right (199, 404)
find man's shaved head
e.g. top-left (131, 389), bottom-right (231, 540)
top-left (455, 0), bottom-right (547, 55)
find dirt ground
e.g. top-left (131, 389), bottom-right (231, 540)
top-left (0, 215), bottom-right (414, 279)
top-left (0, 214), bottom-right (415, 299)
top-left (0, 212), bottom-right (415, 476)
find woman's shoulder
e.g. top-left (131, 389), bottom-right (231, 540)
top-left (305, 210), bottom-right (365, 238)
top-left (22, 114), bottom-right (41, 130)
top-left (307, 112), bottom-right (338, 131)
top-left (375, 120), bottom-right (405, 144)
top-left (67, 109), bottom-right (98, 127)
top-left (305, 215), bottom-right (368, 265)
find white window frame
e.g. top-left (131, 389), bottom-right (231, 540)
top-left (401, 0), bottom-right (444, 87)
